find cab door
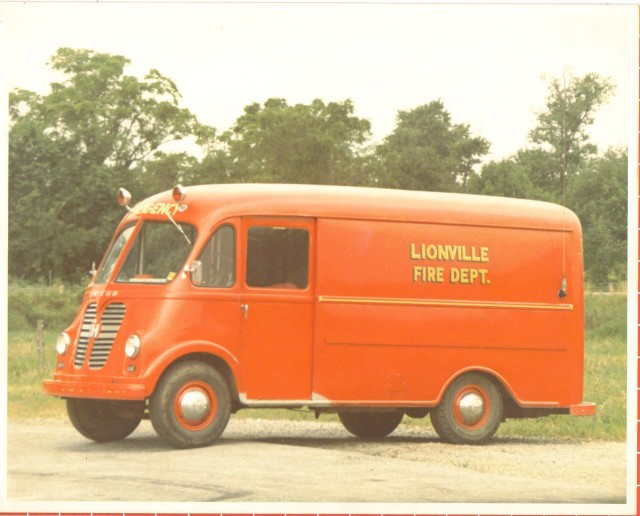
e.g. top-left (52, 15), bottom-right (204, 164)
top-left (239, 217), bottom-right (315, 401)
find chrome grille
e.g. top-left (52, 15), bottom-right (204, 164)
top-left (89, 303), bottom-right (126, 369)
top-left (74, 303), bottom-right (97, 368)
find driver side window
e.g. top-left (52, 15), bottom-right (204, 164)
top-left (195, 225), bottom-right (236, 288)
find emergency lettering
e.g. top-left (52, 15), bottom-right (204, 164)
top-left (132, 202), bottom-right (182, 217)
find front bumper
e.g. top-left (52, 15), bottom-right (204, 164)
top-left (43, 376), bottom-right (146, 400)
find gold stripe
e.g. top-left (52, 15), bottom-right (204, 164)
top-left (318, 296), bottom-right (573, 311)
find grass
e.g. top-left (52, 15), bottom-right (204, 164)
top-left (7, 330), bottom-right (67, 419)
top-left (6, 291), bottom-right (629, 441)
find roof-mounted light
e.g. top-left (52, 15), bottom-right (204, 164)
top-left (172, 184), bottom-right (186, 203)
top-left (118, 188), bottom-right (132, 209)
top-left (168, 184), bottom-right (191, 245)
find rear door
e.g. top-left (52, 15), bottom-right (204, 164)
top-left (239, 217), bottom-right (315, 401)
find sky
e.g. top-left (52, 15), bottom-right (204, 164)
top-left (0, 2), bottom-right (637, 163)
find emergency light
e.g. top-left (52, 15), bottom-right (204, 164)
top-left (172, 184), bottom-right (186, 203)
top-left (118, 188), bottom-right (132, 208)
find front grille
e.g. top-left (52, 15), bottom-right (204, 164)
top-left (89, 303), bottom-right (126, 369)
top-left (74, 303), bottom-right (97, 368)
top-left (73, 302), bottom-right (126, 369)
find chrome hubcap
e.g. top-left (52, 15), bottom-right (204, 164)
top-left (457, 392), bottom-right (485, 426)
top-left (180, 388), bottom-right (211, 423)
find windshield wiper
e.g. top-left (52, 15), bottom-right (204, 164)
top-left (166, 210), bottom-right (191, 245)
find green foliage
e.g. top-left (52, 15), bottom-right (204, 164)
top-left (467, 159), bottom-right (550, 200)
top-left (513, 148), bottom-right (563, 200)
top-left (7, 280), bottom-right (85, 331)
top-left (138, 151), bottom-right (199, 197)
top-left (9, 48), bottom-right (208, 283)
top-left (567, 148), bottom-right (628, 286)
top-left (45, 48), bottom-right (201, 170)
top-left (528, 72), bottom-right (615, 194)
top-left (375, 100), bottom-right (489, 192)
top-left (584, 293), bottom-right (627, 341)
top-left (8, 329), bottom-right (67, 419)
top-left (219, 98), bottom-right (371, 185)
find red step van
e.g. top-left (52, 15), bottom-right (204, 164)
top-left (44, 184), bottom-right (595, 448)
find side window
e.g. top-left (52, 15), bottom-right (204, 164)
top-left (246, 226), bottom-right (309, 289)
top-left (195, 225), bottom-right (236, 288)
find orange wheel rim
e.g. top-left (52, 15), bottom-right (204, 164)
top-left (453, 385), bottom-right (490, 430)
top-left (174, 381), bottom-right (217, 431)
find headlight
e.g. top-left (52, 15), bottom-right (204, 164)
top-left (125, 335), bottom-right (141, 359)
top-left (56, 332), bottom-right (70, 355)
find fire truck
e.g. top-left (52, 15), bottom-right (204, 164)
top-left (44, 184), bottom-right (595, 448)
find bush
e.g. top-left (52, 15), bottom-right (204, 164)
top-left (7, 280), bottom-right (85, 331)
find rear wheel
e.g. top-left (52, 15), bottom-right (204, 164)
top-left (430, 372), bottom-right (503, 445)
top-left (150, 361), bottom-right (231, 448)
top-left (67, 398), bottom-right (144, 442)
top-left (338, 410), bottom-right (404, 438)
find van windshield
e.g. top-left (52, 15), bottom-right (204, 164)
top-left (114, 221), bottom-right (197, 284)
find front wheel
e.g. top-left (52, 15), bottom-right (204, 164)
top-left (67, 398), bottom-right (144, 442)
top-left (150, 361), bottom-right (231, 448)
top-left (430, 372), bottom-right (503, 445)
top-left (338, 410), bottom-right (404, 438)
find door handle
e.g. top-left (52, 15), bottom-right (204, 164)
top-left (240, 303), bottom-right (249, 319)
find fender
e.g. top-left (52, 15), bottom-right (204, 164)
top-left (140, 340), bottom-right (240, 397)
top-left (435, 366), bottom-right (560, 408)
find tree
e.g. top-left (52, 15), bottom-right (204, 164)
top-left (43, 48), bottom-right (203, 170)
top-left (528, 72), bottom-right (615, 195)
top-left (467, 160), bottom-right (541, 200)
top-left (219, 98), bottom-right (371, 185)
top-left (567, 148), bottom-right (627, 286)
top-left (512, 148), bottom-right (561, 199)
top-left (376, 101), bottom-right (489, 192)
top-left (9, 48), bottom-right (208, 282)
top-left (138, 151), bottom-right (199, 197)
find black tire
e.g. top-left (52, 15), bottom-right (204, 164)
top-left (66, 398), bottom-right (144, 443)
top-left (430, 372), bottom-right (503, 445)
top-left (150, 361), bottom-right (231, 449)
top-left (338, 410), bottom-right (404, 438)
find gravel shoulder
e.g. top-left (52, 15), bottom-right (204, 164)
top-left (6, 417), bottom-right (629, 506)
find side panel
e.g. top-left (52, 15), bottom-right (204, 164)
top-left (313, 217), bottom-right (584, 407)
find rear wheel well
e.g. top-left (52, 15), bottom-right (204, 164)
top-left (443, 370), bottom-right (517, 420)
top-left (441, 370), bottom-right (558, 420)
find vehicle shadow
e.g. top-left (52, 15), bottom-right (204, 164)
top-left (57, 431), bottom-right (575, 454)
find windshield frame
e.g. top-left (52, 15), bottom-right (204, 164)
top-left (93, 219), bottom-right (197, 286)
top-left (93, 222), bottom-right (138, 285)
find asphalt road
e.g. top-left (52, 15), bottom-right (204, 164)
top-left (6, 418), bottom-right (628, 505)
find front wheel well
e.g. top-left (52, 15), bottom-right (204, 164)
top-left (153, 353), bottom-right (240, 408)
